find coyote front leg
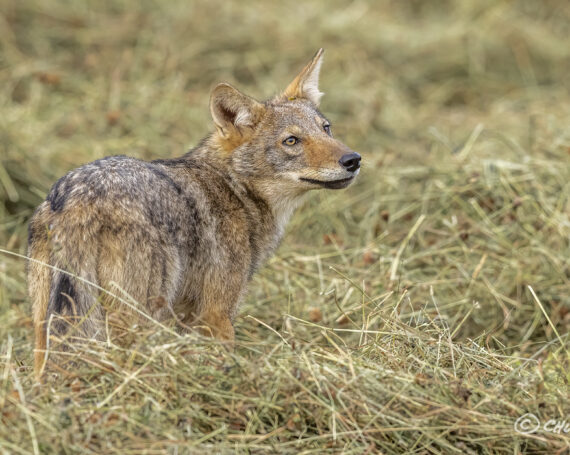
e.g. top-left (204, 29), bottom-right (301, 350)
top-left (192, 269), bottom-right (244, 345)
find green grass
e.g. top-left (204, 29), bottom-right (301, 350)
top-left (1, 0), bottom-right (569, 453)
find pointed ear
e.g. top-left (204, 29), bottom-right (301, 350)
top-left (210, 83), bottom-right (265, 138)
top-left (282, 48), bottom-right (325, 106)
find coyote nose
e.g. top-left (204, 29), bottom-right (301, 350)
top-left (339, 152), bottom-right (361, 173)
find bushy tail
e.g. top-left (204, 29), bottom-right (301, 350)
top-left (29, 231), bottom-right (52, 379)
top-left (29, 210), bottom-right (102, 378)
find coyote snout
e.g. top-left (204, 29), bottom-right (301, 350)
top-left (299, 146), bottom-right (361, 190)
top-left (28, 48), bottom-right (361, 378)
top-left (339, 152), bottom-right (361, 173)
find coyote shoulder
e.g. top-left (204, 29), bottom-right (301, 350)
top-left (28, 49), bottom-right (361, 377)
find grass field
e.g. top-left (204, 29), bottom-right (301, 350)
top-left (0, 0), bottom-right (569, 453)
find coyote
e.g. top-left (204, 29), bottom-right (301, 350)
top-left (28, 49), bottom-right (361, 376)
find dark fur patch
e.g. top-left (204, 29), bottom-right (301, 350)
top-left (47, 176), bottom-right (69, 212)
top-left (151, 157), bottom-right (190, 167)
top-left (27, 217), bottom-right (37, 247)
top-left (146, 164), bottom-right (183, 195)
top-left (244, 184), bottom-right (270, 214)
top-left (51, 274), bottom-right (77, 315)
top-left (175, 193), bottom-right (201, 254)
top-left (145, 200), bottom-right (179, 236)
top-left (160, 255), bottom-right (168, 294)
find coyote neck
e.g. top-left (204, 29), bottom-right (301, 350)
top-left (188, 140), bottom-right (307, 242)
top-left (252, 179), bottom-right (307, 238)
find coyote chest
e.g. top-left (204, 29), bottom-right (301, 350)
top-left (28, 49), bottom-right (361, 377)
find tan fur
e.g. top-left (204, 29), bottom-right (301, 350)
top-left (29, 204), bottom-right (52, 378)
top-left (283, 48), bottom-right (325, 105)
top-left (28, 49), bottom-right (361, 377)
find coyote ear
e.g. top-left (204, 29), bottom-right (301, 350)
top-left (282, 48), bottom-right (325, 106)
top-left (210, 83), bottom-right (264, 138)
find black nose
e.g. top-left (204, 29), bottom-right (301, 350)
top-left (339, 152), bottom-right (361, 173)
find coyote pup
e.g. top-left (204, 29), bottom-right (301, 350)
top-left (29, 49), bottom-right (361, 376)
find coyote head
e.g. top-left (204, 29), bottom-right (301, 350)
top-left (209, 49), bottom-right (360, 196)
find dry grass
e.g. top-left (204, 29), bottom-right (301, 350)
top-left (0, 0), bottom-right (569, 453)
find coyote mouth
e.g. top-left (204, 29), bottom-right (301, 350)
top-left (300, 176), bottom-right (354, 189)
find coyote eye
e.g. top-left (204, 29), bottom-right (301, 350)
top-left (283, 136), bottom-right (299, 146)
top-left (323, 124), bottom-right (332, 136)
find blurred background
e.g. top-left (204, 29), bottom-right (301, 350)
top-left (0, 0), bottom-right (569, 349)
top-left (0, 2), bottom-right (569, 452)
